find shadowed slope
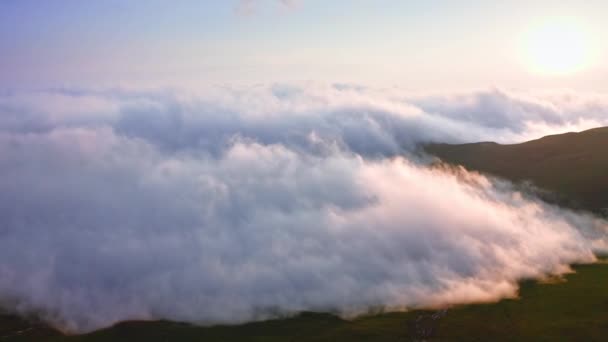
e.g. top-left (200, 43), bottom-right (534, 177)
top-left (425, 127), bottom-right (608, 213)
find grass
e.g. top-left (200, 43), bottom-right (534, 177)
top-left (2, 261), bottom-right (608, 341)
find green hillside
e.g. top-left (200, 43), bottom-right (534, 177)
top-left (425, 127), bottom-right (608, 214)
top-left (3, 261), bottom-right (608, 341)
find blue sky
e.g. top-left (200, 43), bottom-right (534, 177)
top-left (1, 0), bottom-right (607, 89)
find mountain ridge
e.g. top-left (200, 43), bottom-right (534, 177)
top-left (424, 126), bottom-right (608, 213)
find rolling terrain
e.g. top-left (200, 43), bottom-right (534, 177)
top-left (425, 127), bottom-right (608, 214)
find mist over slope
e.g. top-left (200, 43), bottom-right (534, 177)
top-left (426, 127), bottom-right (608, 213)
top-left (0, 84), bottom-right (607, 333)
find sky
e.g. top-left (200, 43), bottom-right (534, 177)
top-left (1, 0), bottom-right (607, 90)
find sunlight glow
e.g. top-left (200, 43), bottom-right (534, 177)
top-left (522, 19), bottom-right (594, 76)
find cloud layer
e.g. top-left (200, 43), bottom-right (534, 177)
top-left (0, 84), bottom-right (607, 333)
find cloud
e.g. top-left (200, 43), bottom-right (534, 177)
top-left (0, 84), bottom-right (607, 333)
top-left (4, 84), bottom-right (608, 156)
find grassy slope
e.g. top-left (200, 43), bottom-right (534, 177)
top-left (424, 127), bottom-right (608, 213)
top-left (3, 262), bottom-right (608, 341)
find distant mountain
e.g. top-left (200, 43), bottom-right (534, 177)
top-left (425, 127), bottom-right (608, 214)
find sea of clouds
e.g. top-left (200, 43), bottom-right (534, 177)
top-left (0, 83), bottom-right (607, 333)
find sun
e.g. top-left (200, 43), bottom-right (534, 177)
top-left (522, 19), bottom-right (593, 76)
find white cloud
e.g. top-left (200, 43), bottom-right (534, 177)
top-left (0, 84), bottom-right (606, 333)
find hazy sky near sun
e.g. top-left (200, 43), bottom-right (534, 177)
top-left (1, 0), bottom-right (607, 89)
